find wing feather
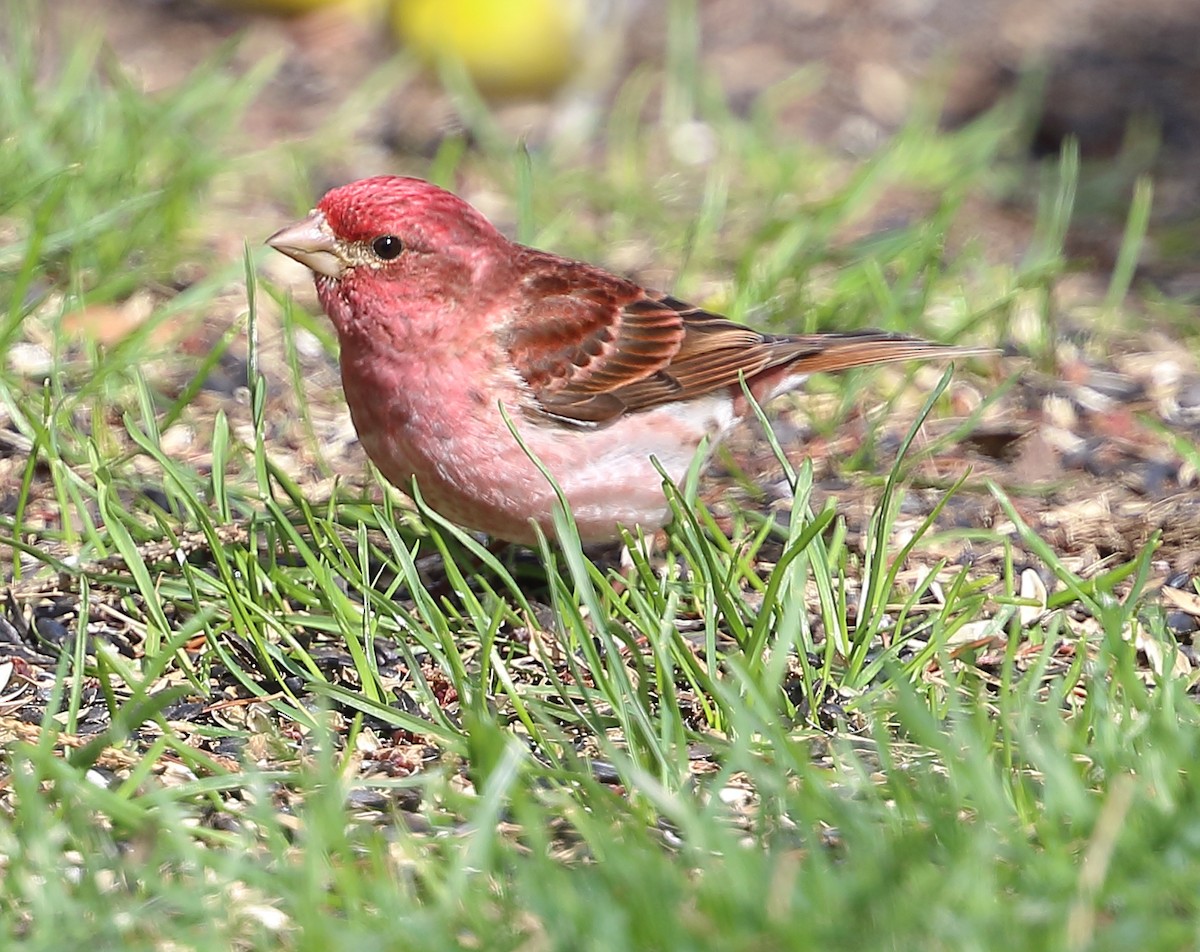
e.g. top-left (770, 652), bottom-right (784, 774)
top-left (502, 249), bottom-right (986, 425)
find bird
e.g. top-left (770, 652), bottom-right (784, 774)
top-left (267, 175), bottom-right (985, 545)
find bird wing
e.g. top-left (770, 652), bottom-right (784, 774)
top-left (502, 251), bottom-right (978, 425)
top-left (503, 261), bottom-right (686, 423)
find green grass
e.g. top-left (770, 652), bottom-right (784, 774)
top-left (3, 2), bottom-right (1200, 950)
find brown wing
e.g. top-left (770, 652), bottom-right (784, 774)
top-left (503, 252), bottom-right (986, 425)
top-left (503, 258), bottom-right (689, 423)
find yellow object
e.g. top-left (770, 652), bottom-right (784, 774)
top-left (392, 0), bottom-right (585, 97)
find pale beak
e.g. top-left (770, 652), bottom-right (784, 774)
top-left (266, 210), bottom-right (346, 279)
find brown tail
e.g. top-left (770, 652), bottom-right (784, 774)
top-left (775, 331), bottom-right (994, 375)
top-left (738, 331), bottom-right (993, 408)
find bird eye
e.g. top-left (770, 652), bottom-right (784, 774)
top-left (371, 235), bottom-right (404, 260)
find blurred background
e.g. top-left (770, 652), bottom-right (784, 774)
top-left (8, 0), bottom-right (1200, 309)
top-left (22, 0), bottom-right (1200, 269)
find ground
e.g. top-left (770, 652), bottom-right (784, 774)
top-left (2, 1), bottom-right (1200, 948)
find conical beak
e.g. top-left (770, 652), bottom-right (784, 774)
top-left (266, 210), bottom-right (346, 279)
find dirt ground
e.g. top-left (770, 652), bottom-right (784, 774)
top-left (4, 0), bottom-right (1200, 780)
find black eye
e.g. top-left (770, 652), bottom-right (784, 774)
top-left (371, 235), bottom-right (404, 260)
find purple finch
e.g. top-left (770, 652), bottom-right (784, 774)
top-left (268, 176), bottom-right (982, 544)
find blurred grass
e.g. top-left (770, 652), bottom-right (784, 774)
top-left (2, 2), bottom-right (1199, 951)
